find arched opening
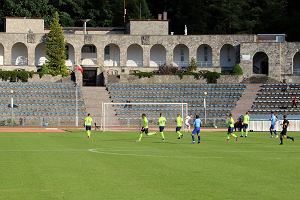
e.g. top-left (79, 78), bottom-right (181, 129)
top-left (81, 44), bottom-right (97, 66)
top-left (220, 44), bottom-right (236, 71)
top-left (150, 44), bottom-right (166, 67)
top-left (293, 52), bottom-right (300, 75)
top-left (0, 43), bottom-right (4, 65)
top-left (197, 44), bottom-right (212, 67)
top-left (127, 44), bottom-right (143, 67)
top-left (104, 44), bottom-right (120, 67)
top-left (65, 43), bottom-right (75, 67)
top-left (173, 44), bottom-right (189, 68)
top-left (11, 42), bottom-right (28, 65)
top-left (35, 43), bottom-right (47, 67)
top-left (253, 52), bottom-right (269, 75)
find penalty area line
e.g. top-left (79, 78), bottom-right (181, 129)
top-left (88, 148), bottom-right (224, 159)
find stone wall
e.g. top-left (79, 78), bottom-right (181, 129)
top-left (240, 42), bottom-right (282, 80)
top-left (5, 18), bottom-right (45, 33)
top-left (217, 75), bottom-right (244, 84)
top-left (129, 20), bottom-right (169, 35)
top-left (120, 74), bottom-right (207, 84)
top-left (27, 74), bottom-right (62, 82)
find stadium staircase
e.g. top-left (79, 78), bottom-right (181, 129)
top-left (81, 87), bottom-right (118, 127)
top-left (231, 84), bottom-right (261, 119)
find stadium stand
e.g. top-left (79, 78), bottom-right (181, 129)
top-left (107, 83), bottom-right (246, 126)
top-left (249, 83), bottom-right (300, 119)
top-left (0, 82), bottom-right (86, 126)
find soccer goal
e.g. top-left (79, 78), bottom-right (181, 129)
top-left (101, 102), bottom-right (189, 132)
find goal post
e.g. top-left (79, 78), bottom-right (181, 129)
top-left (101, 102), bottom-right (188, 132)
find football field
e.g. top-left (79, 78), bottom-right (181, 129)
top-left (0, 130), bottom-right (299, 200)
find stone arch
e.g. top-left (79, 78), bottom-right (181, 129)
top-left (197, 44), bottom-right (212, 67)
top-left (253, 51), bottom-right (269, 75)
top-left (127, 44), bottom-right (143, 67)
top-left (293, 51), bottom-right (300, 75)
top-left (220, 44), bottom-right (236, 71)
top-left (173, 44), bottom-right (189, 68)
top-left (11, 42), bottom-right (28, 65)
top-left (104, 43), bottom-right (120, 67)
top-left (81, 44), bottom-right (97, 66)
top-left (150, 44), bottom-right (166, 67)
top-left (35, 43), bottom-right (47, 67)
top-left (65, 43), bottom-right (75, 67)
top-left (0, 43), bottom-right (4, 65)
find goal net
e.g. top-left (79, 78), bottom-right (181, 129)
top-left (101, 102), bottom-right (188, 132)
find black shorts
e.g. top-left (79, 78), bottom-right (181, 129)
top-left (176, 127), bottom-right (181, 132)
top-left (280, 130), bottom-right (287, 136)
top-left (85, 125), bottom-right (91, 131)
top-left (141, 128), bottom-right (149, 134)
top-left (159, 126), bottom-right (165, 132)
top-left (228, 127), bottom-right (234, 133)
top-left (243, 124), bottom-right (248, 129)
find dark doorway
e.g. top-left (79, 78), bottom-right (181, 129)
top-left (83, 68), bottom-right (97, 86)
top-left (253, 52), bottom-right (269, 75)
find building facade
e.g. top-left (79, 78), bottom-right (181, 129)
top-left (1, 17), bottom-right (300, 85)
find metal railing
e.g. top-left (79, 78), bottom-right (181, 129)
top-left (126, 61), bottom-right (143, 67)
top-left (149, 61), bottom-right (166, 67)
top-left (293, 69), bottom-right (300, 75)
top-left (197, 61), bottom-right (213, 67)
top-left (174, 61), bottom-right (189, 68)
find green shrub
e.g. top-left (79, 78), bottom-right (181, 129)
top-left (187, 57), bottom-right (198, 72)
top-left (176, 71), bottom-right (201, 80)
top-left (132, 71), bottom-right (155, 78)
top-left (158, 64), bottom-right (178, 75)
top-left (232, 64), bottom-right (243, 75)
top-left (0, 70), bottom-right (34, 82)
top-left (202, 71), bottom-right (220, 83)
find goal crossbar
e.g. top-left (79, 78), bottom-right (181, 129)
top-left (102, 102), bottom-right (188, 132)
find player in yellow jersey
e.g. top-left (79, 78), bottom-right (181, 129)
top-left (158, 113), bottom-right (166, 141)
top-left (175, 114), bottom-right (183, 139)
top-left (137, 114), bottom-right (156, 142)
top-left (241, 111), bottom-right (250, 137)
top-left (227, 114), bottom-right (238, 142)
top-left (84, 113), bottom-right (93, 138)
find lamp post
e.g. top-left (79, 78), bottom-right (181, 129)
top-left (203, 91), bottom-right (207, 125)
top-left (10, 90), bottom-right (14, 126)
top-left (75, 83), bottom-right (79, 127)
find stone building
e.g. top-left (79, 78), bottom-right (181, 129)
top-left (0, 17), bottom-right (300, 85)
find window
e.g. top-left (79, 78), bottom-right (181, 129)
top-left (227, 46), bottom-right (231, 62)
top-left (180, 48), bottom-right (185, 62)
top-left (204, 46), bottom-right (208, 62)
top-left (82, 45), bottom-right (96, 53)
top-left (105, 46), bottom-right (110, 60)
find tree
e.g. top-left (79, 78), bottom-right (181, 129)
top-left (43, 12), bottom-right (68, 76)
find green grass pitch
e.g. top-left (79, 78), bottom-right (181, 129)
top-left (0, 130), bottom-right (299, 200)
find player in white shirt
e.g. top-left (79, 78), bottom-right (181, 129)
top-left (185, 114), bottom-right (193, 132)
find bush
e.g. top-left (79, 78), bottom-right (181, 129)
top-left (232, 64), bottom-right (243, 75)
top-left (202, 71), bottom-right (220, 83)
top-left (0, 70), bottom-right (34, 82)
top-left (187, 58), bottom-right (197, 72)
top-left (158, 64), bottom-right (178, 75)
top-left (132, 71), bottom-right (155, 78)
top-left (176, 71), bottom-right (201, 80)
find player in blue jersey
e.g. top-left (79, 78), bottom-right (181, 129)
top-left (269, 112), bottom-right (278, 138)
top-left (191, 115), bottom-right (202, 144)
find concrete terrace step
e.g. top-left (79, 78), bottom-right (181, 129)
top-left (80, 86), bottom-right (119, 126)
top-left (231, 84), bottom-right (261, 119)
